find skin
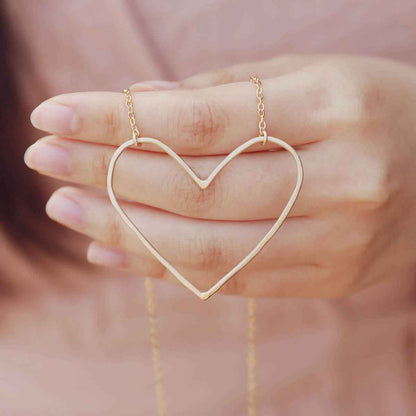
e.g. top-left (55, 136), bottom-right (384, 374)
top-left (24, 54), bottom-right (416, 298)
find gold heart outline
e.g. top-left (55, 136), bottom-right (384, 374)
top-left (107, 135), bottom-right (303, 300)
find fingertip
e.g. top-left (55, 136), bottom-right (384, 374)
top-left (45, 189), bottom-right (83, 229)
top-left (30, 101), bottom-right (79, 135)
top-left (23, 138), bottom-right (70, 176)
top-left (87, 241), bottom-right (129, 268)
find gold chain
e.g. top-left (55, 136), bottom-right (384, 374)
top-left (123, 88), bottom-right (140, 140)
top-left (247, 298), bottom-right (257, 416)
top-left (250, 76), bottom-right (267, 145)
top-left (249, 76), bottom-right (266, 137)
top-left (123, 89), bottom-right (167, 415)
top-left (145, 277), bottom-right (167, 416)
top-left (123, 88), bottom-right (257, 416)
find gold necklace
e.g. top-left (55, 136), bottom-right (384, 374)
top-left (107, 77), bottom-right (303, 414)
top-left (108, 88), bottom-right (303, 301)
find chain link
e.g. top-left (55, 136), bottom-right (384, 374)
top-left (123, 88), bottom-right (140, 143)
top-left (250, 76), bottom-right (268, 145)
top-left (247, 298), bottom-right (257, 416)
top-left (145, 277), bottom-right (167, 416)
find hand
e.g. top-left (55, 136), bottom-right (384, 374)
top-left (25, 54), bottom-right (416, 298)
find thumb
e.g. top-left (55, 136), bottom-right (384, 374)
top-left (129, 80), bottom-right (180, 92)
top-left (130, 54), bottom-right (320, 93)
top-left (180, 54), bottom-right (320, 89)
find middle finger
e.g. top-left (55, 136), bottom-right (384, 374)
top-left (26, 135), bottom-right (323, 220)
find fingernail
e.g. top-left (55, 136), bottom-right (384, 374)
top-left (87, 244), bottom-right (128, 268)
top-left (31, 102), bottom-right (79, 135)
top-left (24, 141), bottom-right (70, 176)
top-left (46, 193), bottom-right (83, 228)
top-left (130, 80), bottom-right (180, 92)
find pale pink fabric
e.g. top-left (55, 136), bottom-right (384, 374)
top-left (2, 1), bottom-right (416, 415)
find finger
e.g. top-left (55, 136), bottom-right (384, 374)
top-left (86, 240), bottom-right (322, 297)
top-left (178, 54), bottom-right (321, 88)
top-left (87, 241), bottom-right (166, 278)
top-left (45, 186), bottom-right (324, 277)
top-left (30, 69), bottom-right (325, 156)
top-left (26, 135), bottom-right (317, 220)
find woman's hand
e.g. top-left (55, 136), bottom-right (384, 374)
top-left (24, 54), bottom-right (416, 298)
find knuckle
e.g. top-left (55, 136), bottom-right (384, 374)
top-left (168, 168), bottom-right (218, 217)
top-left (357, 178), bottom-right (391, 209)
top-left (191, 235), bottom-right (225, 270)
top-left (91, 151), bottom-right (111, 185)
top-left (333, 141), bottom-right (392, 210)
top-left (106, 218), bottom-right (125, 247)
top-left (104, 108), bottom-right (121, 138)
top-left (173, 93), bottom-right (226, 150)
top-left (312, 63), bottom-right (368, 127)
top-left (349, 153), bottom-right (392, 208)
top-left (208, 69), bottom-right (236, 86)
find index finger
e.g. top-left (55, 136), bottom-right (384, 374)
top-left (30, 71), bottom-right (324, 155)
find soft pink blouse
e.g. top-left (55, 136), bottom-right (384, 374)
top-left (2, 1), bottom-right (416, 415)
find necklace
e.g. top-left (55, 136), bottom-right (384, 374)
top-left (107, 77), bottom-right (303, 414)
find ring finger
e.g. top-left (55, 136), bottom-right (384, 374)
top-left (45, 186), bottom-right (325, 280)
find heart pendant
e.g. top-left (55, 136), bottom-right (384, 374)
top-left (107, 135), bottom-right (303, 300)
